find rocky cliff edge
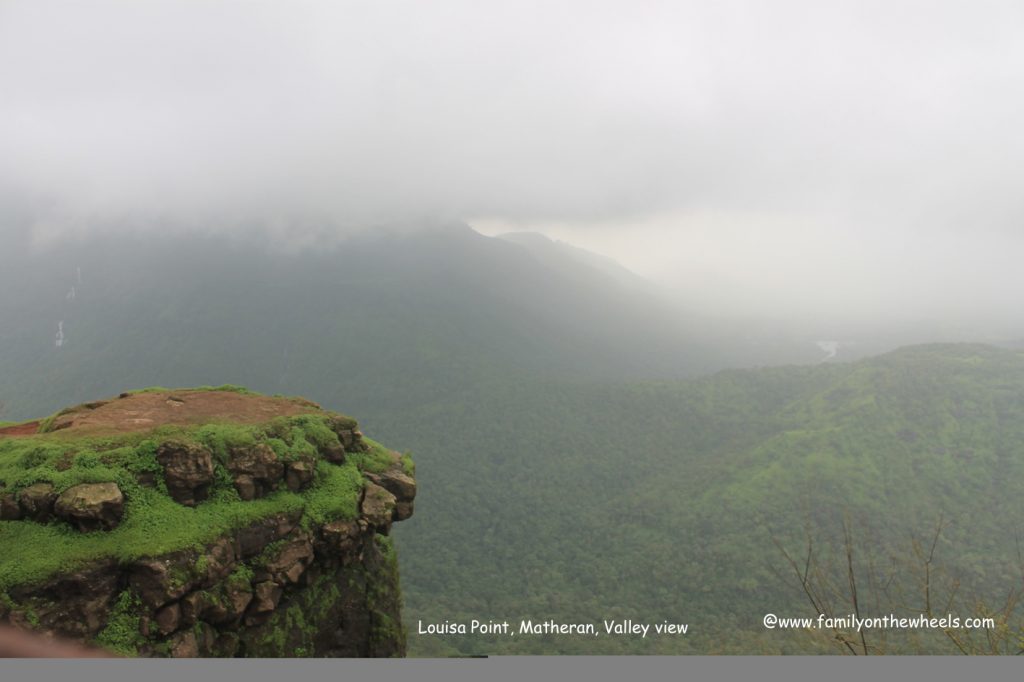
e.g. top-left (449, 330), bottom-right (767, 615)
top-left (0, 387), bottom-right (415, 657)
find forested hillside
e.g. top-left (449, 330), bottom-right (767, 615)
top-left (0, 225), bottom-right (723, 423)
top-left (383, 343), bottom-right (1024, 654)
top-left (2, 229), bottom-right (1022, 654)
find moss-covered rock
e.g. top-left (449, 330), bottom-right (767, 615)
top-left (155, 441), bottom-right (215, 506)
top-left (18, 483), bottom-right (57, 522)
top-left (0, 387), bottom-right (415, 657)
top-left (54, 482), bottom-right (124, 531)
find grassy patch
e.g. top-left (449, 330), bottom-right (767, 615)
top-left (249, 571), bottom-right (345, 657)
top-left (367, 535), bottom-right (405, 654)
top-left (400, 453), bottom-right (415, 477)
top-left (0, 396), bottom-right (411, 593)
top-left (348, 438), bottom-right (396, 474)
top-left (300, 462), bottom-right (364, 530)
top-left (94, 589), bottom-right (146, 656)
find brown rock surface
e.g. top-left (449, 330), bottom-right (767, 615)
top-left (18, 482), bottom-right (57, 522)
top-left (0, 488), bottom-right (21, 520)
top-left (0, 390), bottom-right (323, 439)
top-left (0, 389), bottom-right (414, 658)
top-left (284, 458), bottom-right (315, 492)
top-left (54, 482), bottom-right (124, 531)
top-left (156, 441), bottom-right (214, 506)
top-left (228, 443), bottom-right (284, 499)
top-left (360, 482), bottom-right (397, 533)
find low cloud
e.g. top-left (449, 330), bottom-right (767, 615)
top-left (2, 1), bottom-right (1022, 327)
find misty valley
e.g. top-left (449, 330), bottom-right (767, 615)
top-left (3, 3), bottom-right (1024, 675)
top-left (2, 226), bottom-right (1022, 655)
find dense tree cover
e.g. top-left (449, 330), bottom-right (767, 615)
top-left (376, 344), bottom-right (1024, 654)
top-left (2, 230), bottom-right (1022, 654)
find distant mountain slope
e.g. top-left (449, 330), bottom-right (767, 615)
top-left (0, 224), bottom-right (728, 422)
top-left (4, 227), bottom-right (1020, 654)
top-left (495, 231), bottom-right (650, 291)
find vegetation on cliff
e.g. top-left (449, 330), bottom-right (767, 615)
top-left (0, 388), bottom-right (415, 657)
top-left (0, 232), bottom-right (1020, 656)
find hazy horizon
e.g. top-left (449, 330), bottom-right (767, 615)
top-left (2, 1), bottom-right (1023, 332)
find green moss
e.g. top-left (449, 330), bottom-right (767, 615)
top-left (400, 453), bottom-right (415, 477)
top-left (330, 415), bottom-right (359, 431)
top-left (228, 563), bottom-right (254, 588)
top-left (300, 462), bottom-right (363, 530)
top-left (0, 394), bottom-right (383, 592)
top-left (262, 421), bottom-right (319, 462)
top-left (194, 423), bottom-right (258, 464)
top-left (249, 571), bottom-right (348, 657)
top-left (35, 414), bottom-right (57, 435)
top-left (286, 415), bottom-right (342, 453)
top-left (348, 438), bottom-right (396, 474)
top-left (253, 539), bottom-right (288, 568)
top-left (150, 641), bottom-right (172, 657)
top-left (94, 589), bottom-right (145, 656)
top-left (257, 621), bottom-right (288, 654)
top-left (366, 535), bottom-right (406, 654)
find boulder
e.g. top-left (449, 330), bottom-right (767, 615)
top-left (360, 482), bottom-right (396, 533)
top-left (169, 631), bottom-right (199, 658)
top-left (364, 467), bottom-right (416, 520)
top-left (245, 581), bottom-right (282, 625)
top-left (320, 519), bottom-right (361, 556)
top-left (284, 458), bottom-right (315, 492)
top-left (155, 441), bottom-right (214, 506)
top-left (376, 468), bottom-right (416, 502)
top-left (206, 582), bottom-right (254, 625)
top-left (364, 471), bottom-right (415, 501)
top-left (394, 500), bottom-right (415, 522)
top-left (259, 534), bottom-right (314, 585)
top-left (18, 482), bottom-right (57, 522)
top-left (180, 582), bottom-right (253, 626)
top-left (227, 443), bottom-right (284, 499)
top-left (211, 632), bottom-right (241, 658)
top-left (129, 553), bottom-right (195, 609)
top-left (179, 591), bottom-right (205, 627)
top-left (328, 416), bottom-right (369, 452)
top-left (154, 602), bottom-right (181, 635)
top-left (193, 622), bottom-right (218, 656)
top-left (54, 482), bottom-right (124, 531)
top-left (234, 511), bottom-right (300, 559)
top-left (234, 474), bottom-right (257, 501)
top-left (133, 539), bottom-right (236, 609)
top-left (195, 537), bottom-right (238, 588)
top-left (320, 441), bottom-right (346, 464)
top-left (0, 487), bottom-right (21, 520)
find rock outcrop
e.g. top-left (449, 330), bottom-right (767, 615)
top-left (364, 469), bottom-right (417, 521)
top-left (18, 482), bottom-right (57, 523)
top-left (0, 388), bottom-right (415, 657)
top-left (54, 482), bottom-right (125, 531)
top-left (227, 443), bottom-right (284, 501)
top-left (155, 440), bottom-right (215, 506)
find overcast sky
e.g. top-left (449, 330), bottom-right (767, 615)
top-left (1, 1), bottom-right (1022, 325)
